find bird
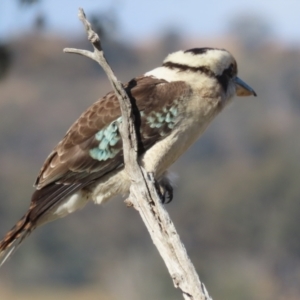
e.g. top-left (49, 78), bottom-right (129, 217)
top-left (0, 47), bottom-right (256, 266)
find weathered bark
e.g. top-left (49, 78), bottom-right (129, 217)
top-left (64, 8), bottom-right (212, 300)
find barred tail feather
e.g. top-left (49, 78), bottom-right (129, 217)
top-left (0, 214), bottom-right (32, 267)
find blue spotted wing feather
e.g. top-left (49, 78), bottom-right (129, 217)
top-left (0, 77), bottom-right (191, 258)
top-left (28, 76), bottom-right (191, 222)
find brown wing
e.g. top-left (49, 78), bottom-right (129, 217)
top-left (30, 76), bottom-right (191, 220)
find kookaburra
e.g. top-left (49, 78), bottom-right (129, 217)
top-left (0, 47), bottom-right (256, 266)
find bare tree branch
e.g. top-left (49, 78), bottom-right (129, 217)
top-left (64, 8), bottom-right (213, 300)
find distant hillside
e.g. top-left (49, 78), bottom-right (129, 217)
top-left (0, 33), bottom-right (300, 300)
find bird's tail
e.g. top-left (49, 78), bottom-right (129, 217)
top-left (0, 213), bottom-right (32, 267)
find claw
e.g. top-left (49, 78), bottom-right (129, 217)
top-left (157, 172), bottom-right (174, 204)
top-left (162, 183), bottom-right (173, 204)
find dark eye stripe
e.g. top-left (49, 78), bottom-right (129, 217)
top-left (162, 61), bottom-right (215, 77)
top-left (216, 64), bottom-right (236, 92)
top-left (225, 64), bottom-right (234, 77)
top-left (163, 59), bottom-right (237, 94)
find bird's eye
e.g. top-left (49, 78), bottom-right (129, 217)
top-left (226, 64), bottom-right (234, 78)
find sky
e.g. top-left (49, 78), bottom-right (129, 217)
top-left (1, 0), bottom-right (300, 45)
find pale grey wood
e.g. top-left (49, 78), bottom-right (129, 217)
top-left (64, 8), bottom-right (213, 300)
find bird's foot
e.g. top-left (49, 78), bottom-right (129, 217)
top-left (157, 173), bottom-right (174, 204)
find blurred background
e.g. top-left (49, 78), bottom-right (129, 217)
top-left (0, 0), bottom-right (300, 299)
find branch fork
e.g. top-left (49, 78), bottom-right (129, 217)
top-left (64, 8), bottom-right (212, 300)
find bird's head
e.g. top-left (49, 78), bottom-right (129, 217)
top-left (158, 47), bottom-right (256, 101)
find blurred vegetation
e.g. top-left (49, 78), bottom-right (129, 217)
top-left (1, 4), bottom-right (300, 300)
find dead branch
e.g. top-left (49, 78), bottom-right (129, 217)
top-left (64, 8), bottom-right (212, 300)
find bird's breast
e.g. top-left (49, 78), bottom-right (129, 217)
top-left (141, 93), bottom-right (222, 176)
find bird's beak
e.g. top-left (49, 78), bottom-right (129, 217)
top-left (235, 76), bottom-right (257, 97)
